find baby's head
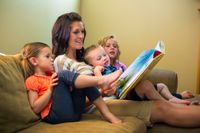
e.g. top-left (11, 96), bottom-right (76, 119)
top-left (84, 44), bottom-right (111, 67)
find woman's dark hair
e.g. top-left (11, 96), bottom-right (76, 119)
top-left (52, 12), bottom-right (86, 61)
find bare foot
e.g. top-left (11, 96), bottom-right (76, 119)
top-left (169, 97), bottom-right (191, 105)
top-left (98, 69), bottom-right (122, 90)
top-left (101, 112), bottom-right (122, 124)
top-left (181, 91), bottom-right (194, 99)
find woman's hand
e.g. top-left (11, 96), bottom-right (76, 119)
top-left (48, 73), bottom-right (58, 91)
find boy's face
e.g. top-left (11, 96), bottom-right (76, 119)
top-left (88, 47), bottom-right (111, 67)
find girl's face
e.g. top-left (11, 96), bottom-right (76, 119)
top-left (34, 47), bottom-right (54, 74)
top-left (104, 38), bottom-right (118, 60)
top-left (68, 21), bottom-right (85, 50)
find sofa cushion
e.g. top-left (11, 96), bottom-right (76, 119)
top-left (143, 68), bottom-right (178, 93)
top-left (19, 115), bottom-right (146, 133)
top-left (0, 55), bottom-right (39, 133)
top-left (147, 124), bottom-right (200, 133)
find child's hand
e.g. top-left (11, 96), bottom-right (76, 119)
top-left (48, 73), bottom-right (58, 91)
top-left (94, 66), bottom-right (104, 72)
top-left (94, 66), bottom-right (104, 76)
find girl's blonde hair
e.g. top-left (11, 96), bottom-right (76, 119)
top-left (98, 35), bottom-right (121, 65)
top-left (21, 42), bottom-right (50, 76)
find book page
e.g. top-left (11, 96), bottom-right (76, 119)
top-left (116, 41), bottom-right (165, 99)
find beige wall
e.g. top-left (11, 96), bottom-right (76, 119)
top-left (0, 0), bottom-right (80, 54)
top-left (81, 0), bottom-right (200, 93)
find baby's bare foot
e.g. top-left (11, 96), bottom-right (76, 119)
top-left (169, 97), bottom-right (191, 105)
top-left (98, 69), bottom-right (122, 90)
top-left (102, 112), bottom-right (122, 124)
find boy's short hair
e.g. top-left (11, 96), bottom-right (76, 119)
top-left (84, 44), bottom-right (101, 65)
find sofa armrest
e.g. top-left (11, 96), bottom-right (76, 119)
top-left (142, 68), bottom-right (178, 93)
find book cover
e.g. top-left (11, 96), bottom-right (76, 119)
top-left (115, 41), bottom-right (165, 99)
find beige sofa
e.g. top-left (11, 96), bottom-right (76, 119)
top-left (0, 55), bottom-right (200, 133)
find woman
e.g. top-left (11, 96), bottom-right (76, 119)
top-left (52, 12), bottom-right (200, 127)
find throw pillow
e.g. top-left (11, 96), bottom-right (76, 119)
top-left (0, 54), bottom-right (39, 133)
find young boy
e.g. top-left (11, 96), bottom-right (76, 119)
top-left (84, 44), bottom-right (191, 104)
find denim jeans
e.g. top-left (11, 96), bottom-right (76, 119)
top-left (44, 70), bottom-right (100, 124)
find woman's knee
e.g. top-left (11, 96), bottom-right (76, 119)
top-left (57, 70), bottom-right (79, 86)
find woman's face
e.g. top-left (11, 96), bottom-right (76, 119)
top-left (68, 21), bottom-right (85, 50)
top-left (104, 38), bottom-right (118, 60)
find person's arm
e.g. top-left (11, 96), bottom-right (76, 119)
top-left (28, 89), bottom-right (52, 114)
top-left (93, 66), bottom-right (105, 95)
top-left (27, 73), bottom-right (58, 114)
top-left (93, 66), bottom-right (116, 97)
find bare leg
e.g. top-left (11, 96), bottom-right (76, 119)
top-left (93, 96), bottom-right (122, 124)
top-left (74, 69), bottom-right (122, 89)
top-left (150, 100), bottom-right (200, 127)
top-left (157, 83), bottom-right (191, 105)
top-left (92, 99), bottom-right (200, 127)
top-left (135, 80), bottom-right (165, 101)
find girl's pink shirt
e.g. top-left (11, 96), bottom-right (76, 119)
top-left (114, 61), bottom-right (127, 72)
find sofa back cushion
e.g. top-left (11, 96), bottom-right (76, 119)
top-left (0, 55), bottom-right (39, 133)
top-left (143, 68), bottom-right (178, 93)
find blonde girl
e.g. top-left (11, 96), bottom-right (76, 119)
top-left (98, 35), bottom-right (126, 71)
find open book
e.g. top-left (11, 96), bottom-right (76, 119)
top-left (115, 41), bottom-right (165, 99)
